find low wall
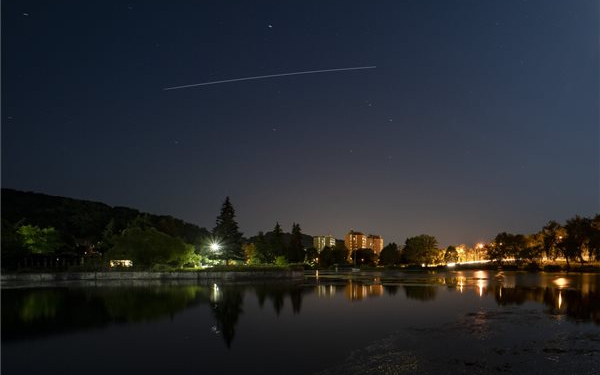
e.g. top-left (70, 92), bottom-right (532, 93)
top-left (0, 270), bottom-right (305, 284)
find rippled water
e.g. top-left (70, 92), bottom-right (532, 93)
top-left (2, 270), bottom-right (599, 374)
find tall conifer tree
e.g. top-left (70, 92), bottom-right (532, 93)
top-left (287, 223), bottom-right (305, 263)
top-left (270, 222), bottom-right (285, 259)
top-left (213, 197), bottom-right (244, 264)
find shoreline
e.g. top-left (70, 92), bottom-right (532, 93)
top-left (0, 269), bottom-right (305, 286)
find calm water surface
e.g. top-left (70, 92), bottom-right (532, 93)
top-left (2, 270), bottom-right (599, 374)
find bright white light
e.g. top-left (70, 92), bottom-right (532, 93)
top-left (210, 242), bottom-right (221, 252)
top-left (447, 262), bottom-right (456, 267)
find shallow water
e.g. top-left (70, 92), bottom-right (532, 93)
top-left (2, 270), bottom-right (599, 374)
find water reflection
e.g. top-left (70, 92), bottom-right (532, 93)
top-left (308, 270), bottom-right (600, 324)
top-left (1, 281), bottom-right (307, 347)
top-left (210, 285), bottom-right (243, 348)
top-left (2, 271), bottom-right (599, 349)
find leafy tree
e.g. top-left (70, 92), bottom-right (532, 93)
top-left (212, 197), bottom-right (244, 265)
top-left (107, 227), bottom-right (193, 267)
top-left (318, 246), bottom-right (334, 268)
top-left (485, 242), bottom-right (504, 264)
top-left (287, 223), bottom-right (305, 263)
top-left (305, 247), bottom-right (318, 265)
top-left (274, 256), bottom-right (288, 267)
top-left (17, 225), bottom-right (63, 255)
top-left (243, 243), bottom-right (258, 264)
top-left (589, 214), bottom-right (600, 261)
top-left (541, 220), bottom-right (565, 260)
top-left (561, 215), bottom-right (592, 266)
top-left (318, 244), bottom-right (347, 268)
top-left (254, 231), bottom-right (273, 263)
top-left (444, 246), bottom-right (459, 263)
top-left (401, 235), bottom-right (439, 265)
top-left (332, 242), bottom-right (349, 264)
top-left (521, 233), bottom-right (543, 264)
top-left (379, 242), bottom-right (401, 266)
top-left (489, 232), bottom-right (527, 263)
top-left (269, 222), bottom-right (286, 259)
top-left (355, 248), bottom-right (376, 266)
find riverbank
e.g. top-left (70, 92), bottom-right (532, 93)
top-left (0, 269), bottom-right (304, 286)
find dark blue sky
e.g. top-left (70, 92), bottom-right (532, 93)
top-left (2, 0), bottom-right (598, 247)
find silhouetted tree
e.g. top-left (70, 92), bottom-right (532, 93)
top-left (254, 231), bottom-right (273, 263)
top-left (287, 223), bottom-right (305, 263)
top-left (589, 214), bottom-right (600, 261)
top-left (107, 227), bottom-right (195, 267)
top-left (270, 222), bottom-right (286, 259)
top-left (541, 220), bottom-right (565, 260)
top-left (444, 246), bottom-right (459, 263)
top-left (212, 197), bottom-right (244, 264)
top-left (355, 248), bottom-right (376, 266)
top-left (401, 235), bottom-right (439, 265)
top-left (379, 242), bottom-right (401, 266)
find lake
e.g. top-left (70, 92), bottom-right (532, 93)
top-left (2, 270), bottom-right (599, 374)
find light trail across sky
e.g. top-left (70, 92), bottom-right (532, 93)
top-left (163, 65), bottom-right (376, 91)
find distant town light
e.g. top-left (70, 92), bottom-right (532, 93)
top-left (447, 262), bottom-right (456, 267)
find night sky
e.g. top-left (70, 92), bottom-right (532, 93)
top-left (2, 0), bottom-right (598, 247)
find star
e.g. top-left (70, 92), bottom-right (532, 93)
top-left (268, 24), bottom-right (273, 28)
top-left (23, 12), bottom-right (29, 16)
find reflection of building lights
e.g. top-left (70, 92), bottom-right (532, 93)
top-left (458, 277), bottom-right (465, 293)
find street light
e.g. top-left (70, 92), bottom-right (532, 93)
top-left (209, 242), bottom-right (221, 252)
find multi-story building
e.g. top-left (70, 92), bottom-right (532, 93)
top-left (366, 234), bottom-right (384, 255)
top-left (344, 230), bottom-right (367, 253)
top-left (345, 230), bottom-right (385, 261)
top-left (313, 235), bottom-right (336, 252)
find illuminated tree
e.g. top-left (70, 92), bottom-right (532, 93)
top-left (243, 243), bottom-right (258, 264)
top-left (17, 225), bottom-right (63, 255)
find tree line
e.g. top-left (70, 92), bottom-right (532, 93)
top-left (484, 215), bottom-right (600, 268)
top-left (3, 189), bottom-right (597, 270)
